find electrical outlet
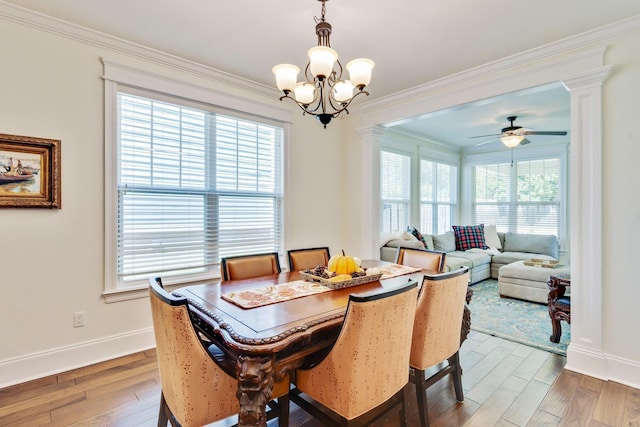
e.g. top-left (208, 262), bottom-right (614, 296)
top-left (74, 311), bottom-right (86, 328)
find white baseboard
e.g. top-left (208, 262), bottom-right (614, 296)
top-left (0, 328), bottom-right (155, 389)
top-left (566, 343), bottom-right (640, 389)
top-left (605, 353), bottom-right (640, 389)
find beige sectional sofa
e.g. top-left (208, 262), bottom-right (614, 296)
top-left (380, 228), bottom-right (559, 285)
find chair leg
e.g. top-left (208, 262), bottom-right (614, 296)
top-left (413, 368), bottom-right (430, 427)
top-left (158, 392), bottom-right (172, 427)
top-left (398, 384), bottom-right (410, 427)
top-left (449, 351), bottom-right (464, 402)
top-left (277, 394), bottom-right (290, 427)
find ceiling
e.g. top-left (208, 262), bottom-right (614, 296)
top-left (4, 0), bottom-right (640, 148)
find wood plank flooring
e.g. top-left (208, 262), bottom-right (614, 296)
top-left (1, 331), bottom-right (639, 426)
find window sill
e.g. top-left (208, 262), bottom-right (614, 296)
top-left (103, 273), bottom-right (221, 303)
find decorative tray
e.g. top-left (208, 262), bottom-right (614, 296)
top-left (523, 259), bottom-right (560, 268)
top-left (299, 271), bottom-right (383, 290)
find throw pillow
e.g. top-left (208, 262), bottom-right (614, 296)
top-left (484, 224), bottom-right (502, 249)
top-left (432, 231), bottom-right (456, 252)
top-left (453, 224), bottom-right (489, 251)
top-left (407, 226), bottom-right (428, 249)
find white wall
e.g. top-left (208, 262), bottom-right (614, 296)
top-left (601, 32), bottom-right (640, 363)
top-left (0, 16), bottom-right (347, 387)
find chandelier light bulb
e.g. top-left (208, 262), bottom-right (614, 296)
top-left (332, 80), bottom-right (354, 103)
top-left (308, 46), bottom-right (338, 79)
top-left (272, 64), bottom-right (300, 93)
top-left (293, 82), bottom-right (316, 105)
top-left (346, 58), bottom-right (375, 88)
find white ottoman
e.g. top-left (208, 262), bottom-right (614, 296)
top-left (498, 261), bottom-right (570, 303)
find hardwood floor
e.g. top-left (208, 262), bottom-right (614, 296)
top-left (1, 332), bottom-right (639, 426)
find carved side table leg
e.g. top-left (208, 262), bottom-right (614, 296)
top-left (460, 286), bottom-right (474, 345)
top-left (549, 311), bottom-right (562, 343)
top-left (236, 354), bottom-right (275, 427)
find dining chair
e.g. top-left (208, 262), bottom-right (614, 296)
top-left (287, 246), bottom-right (330, 271)
top-left (409, 267), bottom-right (470, 427)
top-left (395, 246), bottom-right (447, 273)
top-left (290, 281), bottom-right (419, 427)
top-left (220, 252), bottom-right (281, 282)
top-left (148, 277), bottom-right (290, 427)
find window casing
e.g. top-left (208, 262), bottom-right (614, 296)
top-left (105, 78), bottom-right (285, 298)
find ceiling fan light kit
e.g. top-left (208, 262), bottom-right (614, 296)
top-left (472, 115), bottom-right (568, 149)
top-left (501, 134), bottom-right (525, 148)
top-left (272, 0), bottom-right (374, 128)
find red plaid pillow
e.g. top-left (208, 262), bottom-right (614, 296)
top-left (453, 224), bottom-right (488, 251)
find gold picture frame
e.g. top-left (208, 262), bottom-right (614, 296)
top-left (0, 133), bottom-right (61, 209)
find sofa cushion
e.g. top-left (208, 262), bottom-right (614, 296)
top-left (384, 239), bottom-right (424, 251)
top-left (432, 231), bottom-right (456, 252)
top-left (503, 232), bottom-right (558, 259)
top-left (492, 251), bottom-right (555, 265)
top-left (448, 250), bottom-right (492, 268)
top-left (453, 224), bottom-right (488, 251)
top-left (422, 234), bottom-right (434, 251)
top-left (484, 224), bottom-right (502, 249)
top-left (445, 256), bottom-right (472, 271)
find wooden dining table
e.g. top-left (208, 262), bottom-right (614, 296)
top-left (173, 260), bottom-right (472, 427)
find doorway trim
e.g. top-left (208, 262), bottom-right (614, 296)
top-left (356, 46), bottom-right (610, 379)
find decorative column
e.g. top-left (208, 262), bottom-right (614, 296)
top-left (356, 126), bottom-right (385, 260)
top-left (561, 65), bottom-right (611, 377)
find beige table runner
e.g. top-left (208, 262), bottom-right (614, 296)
top-left (222, 280), bottom-right (333, 309)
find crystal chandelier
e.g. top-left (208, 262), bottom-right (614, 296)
top-left (272, 0), bottom-right (374, 128)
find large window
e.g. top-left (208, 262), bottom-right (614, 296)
top-left (420, 159), bottom-right (457, 234)
top-left (380, 150), bottom-right (410, 233)
top-left (114, 90), bottom-right (283, 286)
top-left (473, 158), bottom-right (560, 235)
top-left (380, 149), bottom-right (457, 235)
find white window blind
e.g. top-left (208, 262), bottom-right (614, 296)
top-left (473, 158), bottom-right (560, 236)
top-left (420, 159), bottom-right (457, 234)
top-left (380, 150), bottom-right (411, 233)
top-left (117, 92), bottom-right (283, 282)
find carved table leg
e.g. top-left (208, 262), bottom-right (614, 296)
top-left (236, 354), bottom-right (275, 427)
top-left (549, 312), bottom-right (562, 343)
top-left (461, 286), bottom-right (474, 345)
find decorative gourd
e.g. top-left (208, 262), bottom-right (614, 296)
top-left (327, 250), bottom-right (358, 275)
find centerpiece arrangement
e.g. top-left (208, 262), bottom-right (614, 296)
top-left (299, 250), bottom-right (383, 289)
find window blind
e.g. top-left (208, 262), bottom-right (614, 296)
top-left (473, 158), bottom-right (560, 236)
top-left (380, 150), bottom-right (411, 233)
top-left (117, 93), bottom-right (283, 282)
top-left (420, 159), bottom-right (457, 234)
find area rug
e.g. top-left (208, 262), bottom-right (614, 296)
top-left (469, 279), bottom-right (570, 356)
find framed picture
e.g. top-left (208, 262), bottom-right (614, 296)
top-left (0, 133), bottom-right (61, 208)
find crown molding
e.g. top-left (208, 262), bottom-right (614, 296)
top-left (0, 0), bottom-right (279, 99)
top-left (357, 14), bottom-right (640, 113)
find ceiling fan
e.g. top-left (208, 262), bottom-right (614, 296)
top-left (471, 116), bottom-right (568, 148)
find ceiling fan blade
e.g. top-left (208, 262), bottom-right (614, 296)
top-left (470, 133), bottom-right (501, 139)
top-left (520, 138), bottom-right (532, 145)
top-left (523, 131), bottom-right (567, 136)
top-left (473, 137), bottom-right (498, 147)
